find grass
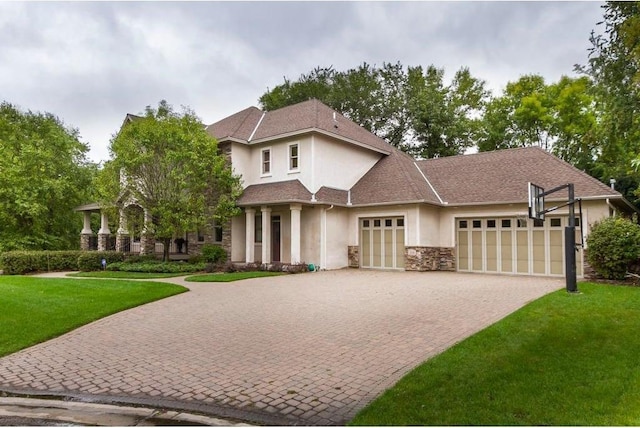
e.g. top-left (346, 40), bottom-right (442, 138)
top-left (184, 271), bottom-right (285, 282)
top-left (68, 271), bottom-right (186, 279)
top-left (0, 276), bottom-right (186, 358)
top-left (350, 282), bottom-right (640, 426)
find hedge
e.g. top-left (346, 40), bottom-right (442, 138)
top-left (0, 251), bottom-right (128, 275)
top-left (77, 251), bottom-right (126, 272)
top-left (0, 251), bottom-right (83, 275)
top-left (107, 261), bottom-right (206, 273)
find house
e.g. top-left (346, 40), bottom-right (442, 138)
top-left (77, 99), bottom-right (636, 277)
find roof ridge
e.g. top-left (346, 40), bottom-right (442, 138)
top-left (416, 146), bottom-right (538, 164)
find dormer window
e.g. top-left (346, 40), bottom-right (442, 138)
top-left (261, 148), bottom-right (271, 176)
top-left (288, 143), bottom-right (299, 172)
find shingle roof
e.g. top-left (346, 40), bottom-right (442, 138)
top-left (205, 107), bottom-right (263, 142)
top-left (315, 187), bottom-right (349, 205)
top-left (206, 99), bottom-right (391, 155)
top-left (416, 146), bottom-right (620, 205)
top-left (238, 180), bottom-right (313, 206)
top-left (350, 148), bottom-right (441, 205)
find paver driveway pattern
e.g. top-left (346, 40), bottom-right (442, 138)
top-left (0, 270), bottom-right (563, 425)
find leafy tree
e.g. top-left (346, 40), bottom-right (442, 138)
top-left (477, 75), bottom-right (598, 173)
top-left (407, 65), bottom-right (489, 158)
top-left (586, 215), bottom-right (640, 280)
top-left (97, 100), bottom-right (242, 261)
top-left (260, 62), bottom-right (489, 158)
top-left (577, 2), bottom-right (640, 181)
top-left (0, 102), bottom-right (95, 251)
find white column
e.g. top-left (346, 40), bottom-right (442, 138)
top-left (245, 208), bottom-right (255, 263)
top-left (82, 212), bottom-right (92, 234)
top-left (143, 209), bottom-right (152, 233)
top-left (290, 204), bottom-right (302, 264)
top-left (261, 206), bottom-right (271, 264)
top-left (117, 208), bottom-right (128, 234)
top-left (98, 211), bottom-right (110, 235)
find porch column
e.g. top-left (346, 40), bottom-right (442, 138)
top-left (80, 211), bottom-right (93, 250)
top-left (140, 209), bottom-right (155, 255)
top-left (245, 208), bottom-right (255, 263)
top-left (290, 204), bottom-right (302, 264)
top-left (261, 206), bottom-right (271, 264)
top-left (115, 208), bottom-right (129, 253)
top-left (97, 211), bottom-right (111, 251)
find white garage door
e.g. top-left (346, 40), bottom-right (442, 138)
top-left (360, 217), bottom-right (405, 269)
top-left (456, 216), bottom-right (583, 277)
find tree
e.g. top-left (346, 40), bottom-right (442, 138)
top-left (477, 75), bottom-right (598, 173)
top-left (0, 102), bottom-right (96, 251)
top-left (97, 100), bottom-right (242, 261)
top-left (407, 66), bottom-right (489, 158)
top-left (259, 62), bottom-right (489, 157)
top-left (576, 2), bottom-right (640, 181)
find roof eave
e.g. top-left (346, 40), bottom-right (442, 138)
top-left (249, 128), bottom-right (391, 155)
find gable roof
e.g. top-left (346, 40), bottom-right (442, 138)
top-left (350, 148), bottom-right (442, 205)
top-left (238, 180), bottom-right (313, 206)
top-left (206, 99), bottom-right (391, 155)
top-left (416, 146), bottom-right (620, 205)
top-left (205, 107), bottom-right (263, 142)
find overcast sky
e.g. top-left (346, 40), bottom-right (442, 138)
top-left (1, 1), bottom-right (605, 163)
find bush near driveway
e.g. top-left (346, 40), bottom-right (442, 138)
top-left (586, 216), bottom-right (640, 280)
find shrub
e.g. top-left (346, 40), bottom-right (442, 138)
top-left (0, 251), bottom-right (83, 275)
top-left (107, 261), bottom-right (206, 273)
top-left (77, 251), bottom-right (126, 272)
top-left (586, 216), bottom-right (640, 280)
top-left (123, 254), bottom-right (159, 264)
top-left (201, 244), bottom-right (227, 264)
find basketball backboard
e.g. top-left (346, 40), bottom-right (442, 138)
top-left (528, 182), bottom-right (545, 221)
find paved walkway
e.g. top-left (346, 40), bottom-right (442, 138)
top-left (0, 270), bottom-right (563, 425)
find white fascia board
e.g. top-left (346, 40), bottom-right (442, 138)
top-left (249, 128), bottom-right (391, 155)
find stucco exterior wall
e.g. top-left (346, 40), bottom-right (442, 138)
top-left (230, 215), bottom-right (246, 262)
top-left (325, 206), bottom-right (349, 269)
top-left (310, 135), bottom-right (382, 193)
top-left (236, 134), bottom-right (382, 194)
top-left (301, 206), bottom-right (321, 266)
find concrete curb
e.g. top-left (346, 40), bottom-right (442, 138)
top-left (0, 396), bottom-right (254, 426)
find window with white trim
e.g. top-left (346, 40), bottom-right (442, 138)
top-left (261, 148), bottom-right (271, 175)
top-left (288, 143), bottom-right (299, 172)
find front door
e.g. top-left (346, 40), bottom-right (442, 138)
top-left (272, 216), bottom-right (281, 262)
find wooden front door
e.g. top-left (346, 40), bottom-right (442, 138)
top-left (271, 216), bottom-right (281, 262)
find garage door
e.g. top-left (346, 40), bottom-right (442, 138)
top-left (456, 216), bottom-right (583, 276)
top-left (360, 217), bottom-right (405, 269)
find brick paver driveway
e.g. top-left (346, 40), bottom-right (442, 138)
top-left (0, 270), bottom-right (562, 425)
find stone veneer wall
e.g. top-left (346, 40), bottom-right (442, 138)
top-left (348, 246), bottom-right (359, 268)
top-left (404, 246), bottom-right (456, 271)
top-left (80, 234), bottom-right (92, 251)
top-left (186, 221), bottom-right (231, 259)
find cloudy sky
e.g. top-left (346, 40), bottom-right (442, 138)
top-left (1, 1), bottom-right (605, 163)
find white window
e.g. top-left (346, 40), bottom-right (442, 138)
top-left (261, 148), bottom-right (271, 176)
top-left (288, 143), bottom-right (299, 172)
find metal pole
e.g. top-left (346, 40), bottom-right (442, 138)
top-left (565, 184), bottom-right (578, 293)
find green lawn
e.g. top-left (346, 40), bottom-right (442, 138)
top-left (68, 271), bottom-right (186, 279)
top-left (351, 282), bottom-right (640, 426)
top-left (0, 276), bottom-right (186, 358)
top-left (184, 271), bottom-right (285, 282)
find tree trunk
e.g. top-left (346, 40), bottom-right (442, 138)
top-left (163, 237), bottom-right (171, 262)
